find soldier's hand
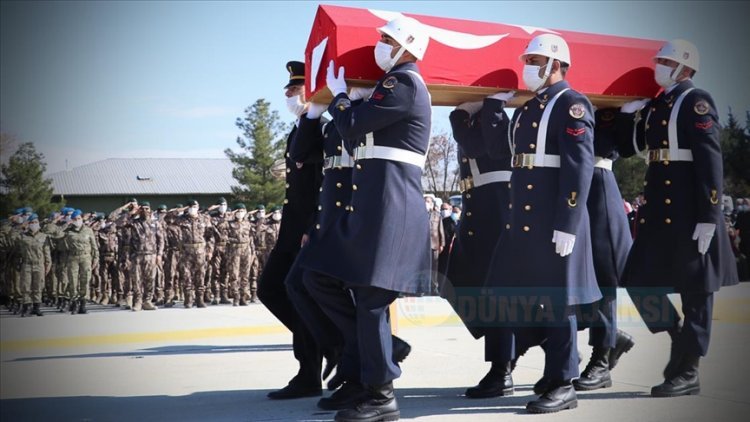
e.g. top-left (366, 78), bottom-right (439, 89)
top-left (487, 91), bottom-right (516, 102)
top-left (348, 86), bottom-right (375, 101)
top-left (326, 60), bottom-right (347, 97)
top-left (456, 101), bottom-right (483, 115)
top-left (692, 223), bottom-right (716, 255)
top-left (552, 230), bottom-right (576, 257)
top-left (620, 98), bottom-right (649, 113)
top-left (307, 102), bottom-right (328, 119)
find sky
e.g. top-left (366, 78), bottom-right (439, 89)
top-left (1, 1), bottom-right (749, 175)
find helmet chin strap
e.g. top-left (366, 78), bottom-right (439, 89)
top-left (670, 63), bottom-right (685, 83)
top-left (388, 46), bottom-right (407, 71)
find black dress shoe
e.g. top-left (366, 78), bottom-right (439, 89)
top-left (318, 381), bottom-right (369, 410)
top-left (609, 330), bottom-right (635, 370)
top-left (526, 383), bottom-right (577, 414)
top-left (392, 335), bottom-right (411, 363)
top-left (533, 377), bottom-right (552, 395)
top-left (334, 383), bottom-right (399, 422)
top-left (267, 381), bottom-right (322, 400)
top-left (465, 361), bottom-right (514, 398)
top-left (573, 347), bottom-right (612, 391)
top-left (652, 354), bottom-right (700, 397)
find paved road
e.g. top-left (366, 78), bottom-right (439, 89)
top-left (1, 285), bottom-right (749, 421)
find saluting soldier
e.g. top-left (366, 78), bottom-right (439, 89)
top-left (208, 198), bottom-right (231, 305)
top-left (302, 16), bottom-right (432, 421)
top-left (444, 90), bottom-right (515, 399)
top-left (616, 39), bottom-right (739, 397)
top-left (484, 34), bottom-right (601, 413)
top-left (258, 60), bottom-right (326, 400)
top-left (110, 200), bottom-right (137, 309)
top-left (162, 205), bottom-right (183, 307)
top-left (127, 202), bottom-right (164, 311)
top-left (96, 214), bottom-right (118, 306)
top-left (41, 211), bottom-right (66, 306)
top-left (177, 200), bottom-right (219, 308)
top-left (15, 213), bottom-right (51, 317)
top-left (226, 203), bottom-right (256, 306)
top-left (65, 209), bottom-right (99, 314)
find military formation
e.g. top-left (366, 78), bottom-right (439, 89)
top-left (0, 199), bottom-right (281, 314)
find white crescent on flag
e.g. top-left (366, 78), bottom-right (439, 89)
top-left (368, 9), bottom-right (509, 50)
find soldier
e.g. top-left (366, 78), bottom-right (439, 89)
top-left (89, 214), bottom-right (103, 303)
top-left (153, 204), bottom-right (169, 305)
top-left (96, 214), bottom-right (118, 306)
top-left (126, 202), bottom-right (164, 311)
top-left (7, 209), bottom-right (29, 312)
top-left (616, 39), bottom-right (739, 397)
top-left (176, 199), bottom-right (218, 308)
top-left (15, 213), bottom-right (51, 317)
top-left (302, 16), bottom-right (432, 421)
top-left (484, 33), bottom-right (602, 413)
top-left (257, 60), bottom-right (326, 400)
top-left (208, 198), bottom-right (231, 305)
top-left (425, 195), bottom-right (445, 295)
top-left (64, 209), bottom-right (99, 314)
top-left (162, 205), bottom-right (183, 307)
top-left (226, 203), bottom-right (256, 306)
top-left (50, 208), bottom-right (72, 311)
top-left (110, 201), bottom-right (137, 309)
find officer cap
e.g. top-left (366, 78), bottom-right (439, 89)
top-left (72, 209), bottom-right (83, 218)
top-left (187, 199), bottom-right (198, 206)
top-left (174, 203), bottom-right (183, 208)
top-left (128, 198), bottom-right (138, 204)
top-left (271, 205), bottom-right (282, 212)
top-left (158, 204), bottom-right (167, 211)
top-left (217, 197), bottom-right (227, 205)
top-left (234, 203), bottom-right (246, 210)
top-left (47, 212), bottom-right (57, 219)
top-left (284, 61), bottom-right (305, 89)
top-left (256, 204), bottom-right (266, 210)
top-left (140, 201), bottom-right (151, 208)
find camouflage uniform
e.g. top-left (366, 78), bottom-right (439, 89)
top-left (161, 214), bottom-right (182, 305)
top-left (16, 228), bottom-right (51, 313)
top-left (112, 212), bottom-right (134, 308)
top-left (209, 212), bottom-right (231, 304)
top-left (64, 222), bottom-right (98, 306)
top-left (128, 215), bottom-right (164, 310)
top-left (41, 221), bottom-right (65, 304)
top-left (97, 221), bottom-right (119, 305)
top-left (89, 221), bottom-right (101, 302)
top-left (254, 217), bottom-right (279, 274)
top-left (227, 217), bottom-right (257, 305)
top-left (52, 222), bottom-right (70, 308)
top-left (177, 212), bottom-right (217, 307)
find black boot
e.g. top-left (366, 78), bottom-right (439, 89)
top-left (465, 361), bottom-right (514, 398)
top-left (32, 303), bottom-right (43, 317)
top-left (652, 353), bottom-right (700, 397)
top-left (69, 298), bottom-right (79, 314)
top-left (267, 375), bottom-right (322, 400)
top-left (391, 335), bottom-right (411, 363)
top-left (533, 377), bottom-right (553, 395)
top-left (318, 381), bottom-right (369, 410)
top-left (510, 344), bottom-right (530, 372)
top-left (78, 298), bottom-right (88, 314)
top-left (573, 347), bottom-right (612, 391)
top-left (20, 303), bottom-right (29, 317)
top-left (609, 329), bottom-right (635, 369)
top-left (663, 324), bottom-right (684, 379)
top-left (526, 381), bottom-right (577, 414)
top-left (334, 382), bottom-right (399, 422)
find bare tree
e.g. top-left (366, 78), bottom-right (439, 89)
top-left (422, 131), bottom-right (459, 200)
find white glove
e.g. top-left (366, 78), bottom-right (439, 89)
top-left (692, 223), bottom-right (716, 255)
top-left (620, 98), bottom-right (649, 113)
top-left (348, 86), bottom-right (375, 101)
top-left (487, 90), bottom-right (516, 102)
top-left (552, 230), bottom-right (576, 257)
top-left (456, 101), bottom-right (483, 115)
top-left (306, 102), bottom-right (327, 119)
top-left (326, 60), bottom-right (347, 97)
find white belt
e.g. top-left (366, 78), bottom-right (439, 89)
top-left (594, 156), bottom-right (613, 171)
top-left (459, 170), bottom-right (512, 192)
top-left (512, 153), bottom-right (561, 168)
top-left (323, 155), bottom-right (353, 169)
top-left (646, 148), bottom-right (694, 164)
top-left (353, 145), bottom-right (426, 169)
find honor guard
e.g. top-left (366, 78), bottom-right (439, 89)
top-left (616, 39), bottom-right (739, 397)
top-left (302, 16), bottom-right (431, 422)
top-left (258, 60), bottom-right (326, 400)
top-left (484, 34), bottom-right (601, 413)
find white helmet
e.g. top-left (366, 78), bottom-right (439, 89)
top-left (377, 16), bottom-right (429, 60)
top-left (654, 39), bottom-right (699, 72)
top-left (519, 33), bottom-right (571, 66)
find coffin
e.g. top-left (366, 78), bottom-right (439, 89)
top-left (304, 4), bottom-right (663, 108)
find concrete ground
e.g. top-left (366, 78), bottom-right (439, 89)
top-left (1, 284), bottom-right (749, 422)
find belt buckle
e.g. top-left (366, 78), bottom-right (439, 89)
top-left (354, 148), bottom-right (366, 161)
top-left (324, 156), bottom-right (333, 169)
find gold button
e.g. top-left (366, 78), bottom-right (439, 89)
top-left (523, 226), bottom-right (530, 232)
top-left (530, 143), bottom-right (536, 149)
top-left (507, 183), bottom-right (512, 188)
top-left (337, 146), bottom-right (342, 151)
top-left (319, 187), bottom-right (323, 192)
top-left (345, 206), bottom-right (350, 211)
top-left (661, 120), bottom-right (667, 126)
top-left (665, 198), bottom-right (672, 205)
top-left (651, 107), bottom-right (656, 112)
top-left (286, 152), bottom-right (290, 158)
top-left (466, 193), bottom-right (472, 199)
top-left (643, 181), bottom-right (648, 186)
top-left (539, 104), bottom-right (545, 109)
top-left (350, 206), bottom-right (354, 212)
top-left (357, 164), bottom-right (363, 170)
top-left (336, 182), bottom-right (342, 188)
top-left (646, 124), bottom-right (650, 130)
top-left (665, 180), bottom-right (672, 185)
top-left (515, 123), bottom-right (520, 129)
top-left (468, 231), bottom-right (474, 236)
top-left (662, 140), bottom-right (668, 146)
top-left (317, 205), bottom-right (322, 211)
top-left (466, 212), bottom-right (472, 217)
top-left (286, 168), bottom-right (291, 173)
top-left (668, 103), bottom-right (673, 108)
top-left (285, 183), bottom-right (290, 188)
top-left (461, 158), bottom-right (468, 163)
top-left (508, 204), bottom-right (512, 209)
top-left (359, 142), bottom-right (365, 147)
top-left (663, 160), bottom-right (670, 166)
top-left (665, 218), bottom-right (672, 224)
top-left (352, 185), bottom-right (358, 191)
top-left (505, 224), bottom-right (511, 229)
top-left (532, 122), bottom-right (538, 128)
top-left (524, 205), bottom-right (531, 211)
top-left (524, 106), bottom-right (528, 110)
top-left (527, 184), bottom-right (533, 190)
top-left (283, 199), bottom-right (289, 204)
top-left (315, 224), bottom-right (320, 230)
top-left (640, 218), bottom-right (646, 224)
top-left (335, 201), bottom-right (341, 207)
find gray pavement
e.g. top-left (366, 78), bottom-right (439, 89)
top-left (1, 284), bottom-right (749, 421)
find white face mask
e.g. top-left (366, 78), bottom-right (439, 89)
top-left (286, 95), bottom-right (307, 117)
top-left (272, 212), bottom-right (282, 221)
top-left (218, 205), bottom-right (227, 214)
top-left (29, 222), bottom-right (40, 232)
top-left (374, 41), bottom-right (405, 72)
top-left (441, 209), bottom-right (452, 218)
top-left (177, 211), bottom-right (184, 217)
top-left (522, 63), bottom-right (550, 92)
top-left (73, 219), bottom-right (83, 228)
top-left (258, 211), bottom-right (266, 219)
top-left (425, 203), bottom-right (433, 212)
top-left (188, 207), bottom-right (198, 216)
top-left (236, 211), bottom-right (247, 220)
top-left (654, 63), bottom-right (677, 88)
top-left (100, 221), bottom-right (108, 229)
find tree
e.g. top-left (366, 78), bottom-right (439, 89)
top-left (0, 140), bottom-right (62, 217)
top-left (225, 99), bottom-right (289, 208)
top-left (720, 109), bottom-right (750, 198)
top-left (613, 154), bottom-right (647, 203)
top-left (423, 131), bottom-right (459, 200)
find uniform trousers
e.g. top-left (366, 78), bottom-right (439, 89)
top-left (304, 271), bottom-right (400, 386)
top-left (576, 288), bottom-right (617, 349)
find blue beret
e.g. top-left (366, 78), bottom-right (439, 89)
top-left (23, 207), bottom-right (33, 214)
top-left (72, 209), bottom-right (83, 218)
top-left (15, 208), bottom-right (24, 215)
top-left (29, 213), bottom-right (39, 221)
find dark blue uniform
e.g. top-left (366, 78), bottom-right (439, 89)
top-left (576, 109), bottom-right (634, 349)
top-left (485, 80), bottom-right (601, 382)
top-left (257, 123), bottom-right (324, 393)
top-left (303, 62), bottom-right (431, 386)
top-left (444, 99), bottom-right (512, 349)
top-left (616, 80), bottom-right (739, 357)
